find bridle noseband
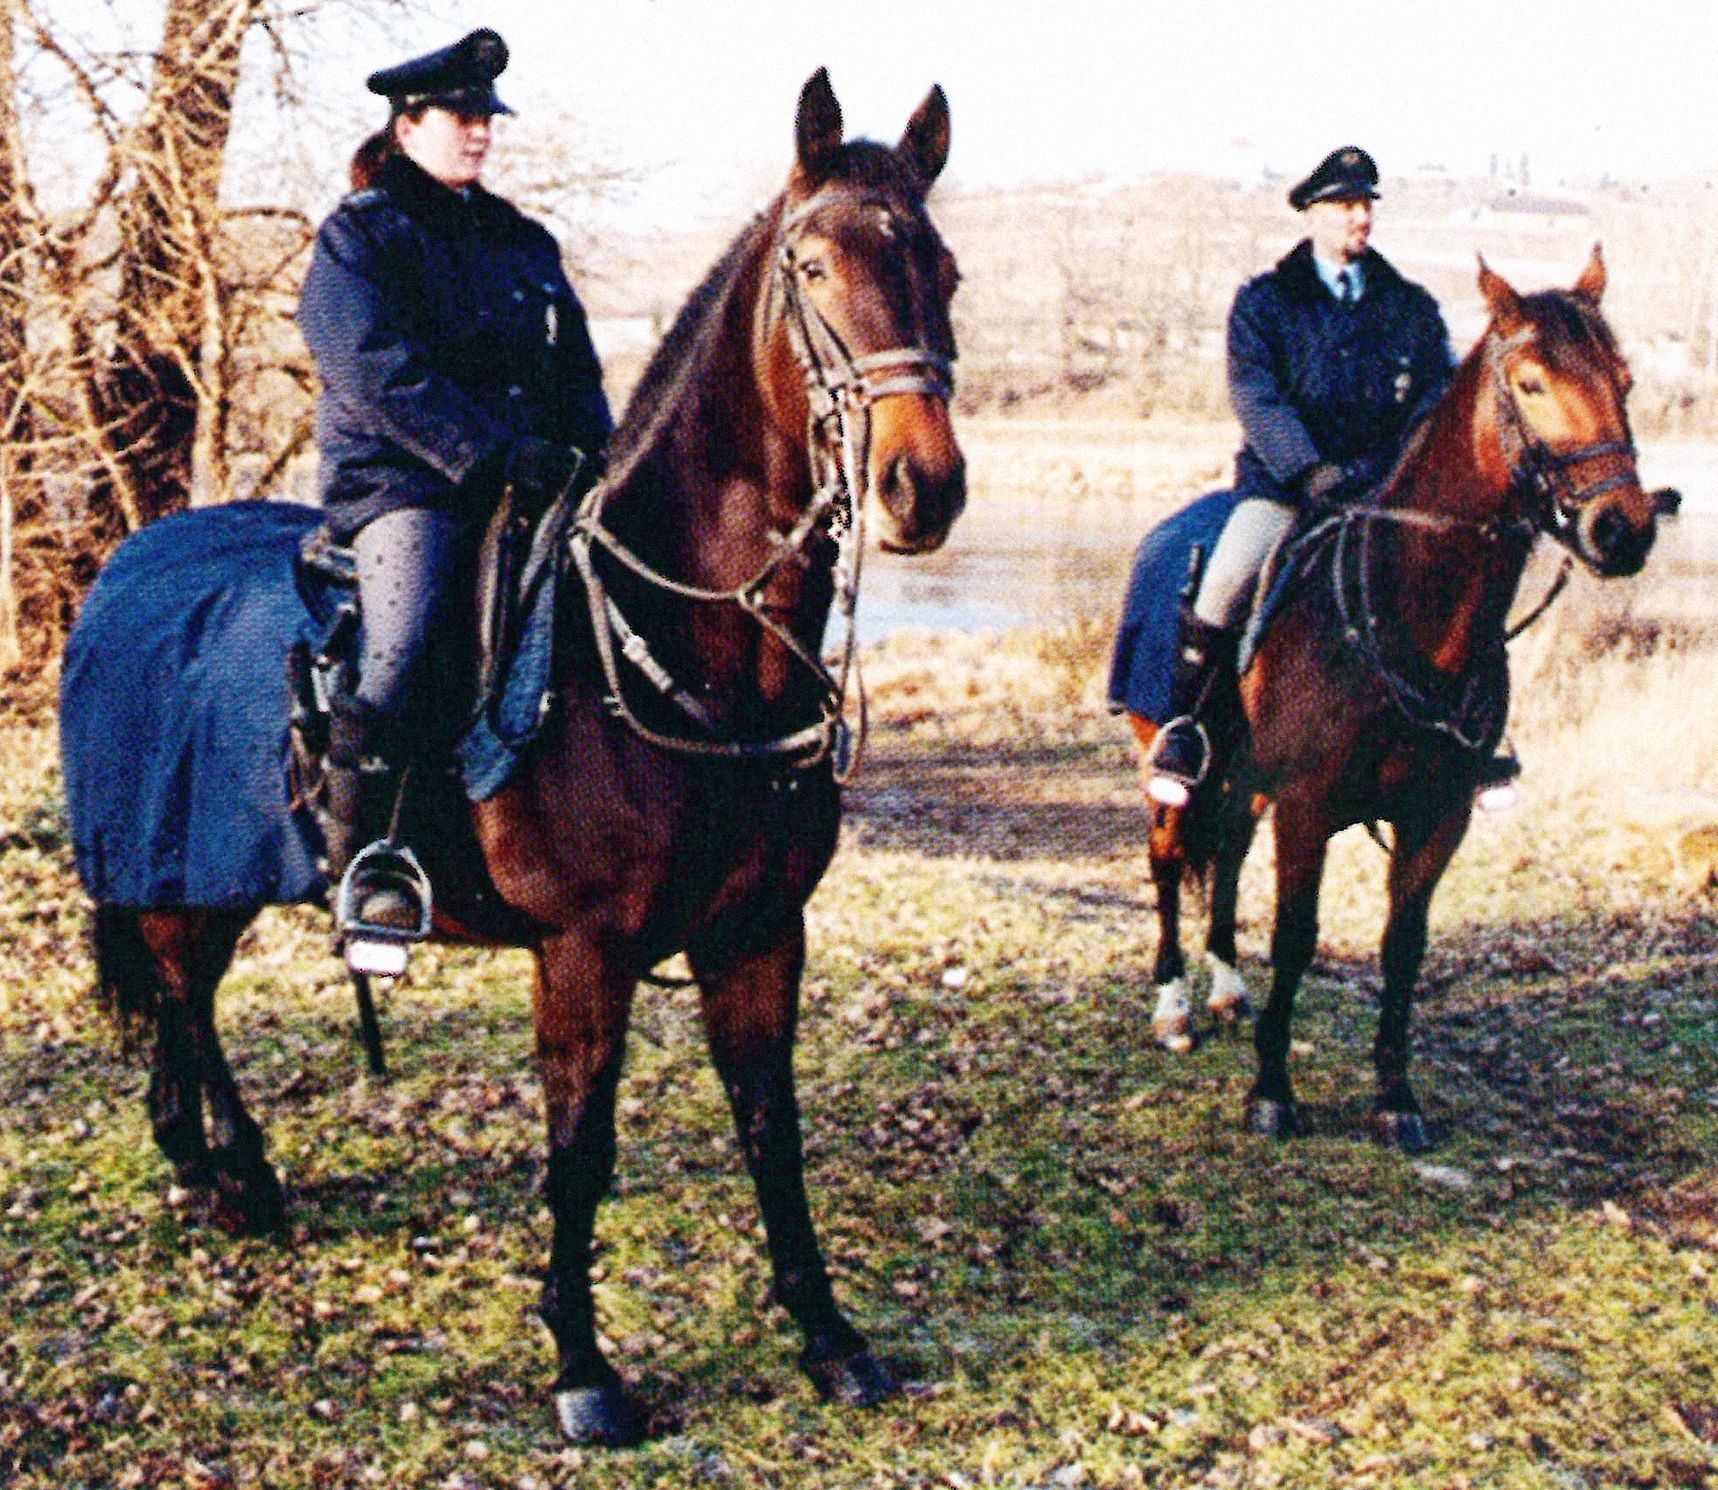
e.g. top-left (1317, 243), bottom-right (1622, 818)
top-left (566, 189), bottom-right (957, 779)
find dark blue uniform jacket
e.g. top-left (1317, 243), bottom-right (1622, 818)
top-left (1229, 240), bottom-right (1453, 507)
top-left (298, 152), bottom-right (614, 539)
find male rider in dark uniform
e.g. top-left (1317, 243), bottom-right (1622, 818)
top-left (1148, 146), bottom-right (1464, 801)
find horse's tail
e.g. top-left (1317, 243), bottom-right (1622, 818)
top-left (91, 905), bottom-right (161, 1053)
top-left (1176, 792), bottom-right (1222, 888)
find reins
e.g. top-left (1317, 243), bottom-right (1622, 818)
top-left (565, 192), bottom-right (954, 783)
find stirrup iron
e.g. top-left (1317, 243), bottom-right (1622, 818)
top-left (1147, 719), bottom-right (1210, 809)
top-left (336, 841), bottom-right (433, 978)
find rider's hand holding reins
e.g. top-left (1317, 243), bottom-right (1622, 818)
top-left (502, 435), bottom-right (589, 518)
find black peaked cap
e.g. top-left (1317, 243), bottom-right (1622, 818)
top-left (1288, 146), bottom-right (1379, 210)
top-left (366, 28), bottom-right (513, 116)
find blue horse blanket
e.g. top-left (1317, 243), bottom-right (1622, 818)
top-left (1107, 490), bottom-right (1238, 723)
top-left (61, 502), bottom-right (556, 909)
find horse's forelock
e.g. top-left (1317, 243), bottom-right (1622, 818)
top-left (1519, 289), bottom-right (1623, 378)
top-left (791, 140), bottom-right (927, 209)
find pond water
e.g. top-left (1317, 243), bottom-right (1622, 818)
top-left (856, 433), bottom-right (1718, 643)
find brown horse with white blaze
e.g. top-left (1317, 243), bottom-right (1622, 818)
top-left (82, 70), bottom-right (964, 1446)
top-left (1132, 248), bottom-right (1660, 1148)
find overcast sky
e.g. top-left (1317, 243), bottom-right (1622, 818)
top-left (29, 1), bottom-right (1717, 227)
top-left (274, 0), bottom-right (1718, 225)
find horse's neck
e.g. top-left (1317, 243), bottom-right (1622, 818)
top-left (1377, 344), bottom-right (1531, 672)
top-left (601, 226), bottom-right (829, 713)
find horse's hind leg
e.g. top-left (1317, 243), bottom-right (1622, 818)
top-left (1373, 807), bottom-right (1470, 1152)
top-left (138, 910), bottom-right (281, 1234)
top-left (689, 918), bottom-right (895, 1410)
top-left (97, 907), bottom-right (211, 1188)
top-left (1247, 794), bottom-right (1330, 1139)
top-left (1205, 793), bottom-right (1259, 1030)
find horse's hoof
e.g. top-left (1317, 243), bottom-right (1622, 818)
top-left (1245, 1099), bottom-right (1299, 1140)
top-left (554, 1383), bottom-right (646, 1447)
top-left (1204, 957), bottom-right (1252, 1027)
top-left (1206, 993), bottom-right (1252, 1029)
top-left (1152, 1014), bottom-right (1195, 1055)
top-left (801, 1347), bottom-right (898, 1409)
top-left (1373, 1110), bottom-right (1432, 1152)
top-left (1152, 978), bottom-right (1194, 1054)
top-left (211, 1163), bottom-right (285, 1237)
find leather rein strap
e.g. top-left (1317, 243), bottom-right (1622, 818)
top-left (567, 192), bottom-right (953, 780)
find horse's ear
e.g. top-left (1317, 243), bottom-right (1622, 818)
top-left (1574, 242), bottom-right (1607, 303)
top-left (1477, 254), bottom-right (1525, 334)
top-left (796, 68), bottom-right (844, 180)
top-left (898, 84), bottom-right (950, 187)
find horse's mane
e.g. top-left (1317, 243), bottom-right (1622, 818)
top-left (599, 205), bottom-right (780, 487)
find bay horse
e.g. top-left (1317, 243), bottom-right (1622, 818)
top-left (76, 71), bottom-right (964, 1445)
top-left (1130, 249), bottom-right (1659, 1149)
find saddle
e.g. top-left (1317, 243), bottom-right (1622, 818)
top-left (288, 486), bottom-right (577, 809)
top-left (284, 488), bottom-right (581, 959)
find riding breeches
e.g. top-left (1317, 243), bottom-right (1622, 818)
top-left (1192, 498), bottom-right (1297, 630)
top-left (351, 506), bottom-right (466, 720)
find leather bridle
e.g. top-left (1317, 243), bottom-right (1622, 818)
top-left (567, 189), bottom-right (956, 779)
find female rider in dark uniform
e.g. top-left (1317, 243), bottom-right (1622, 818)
top-left (298, 28), bottom-right (612, 927)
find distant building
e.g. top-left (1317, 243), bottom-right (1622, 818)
top-left (1479, 191), bottom-right (1594, 229)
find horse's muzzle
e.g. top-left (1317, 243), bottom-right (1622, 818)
top-left (875, 451), bottom-right (967, 554)
top-left (1581, 500), bottom-right (1656, 577)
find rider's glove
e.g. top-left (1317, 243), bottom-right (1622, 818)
top-left (504, 437), bottom-right (588, 518)
top-left (1298, 461), bottom-right (1347, 506)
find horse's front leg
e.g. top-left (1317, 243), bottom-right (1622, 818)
top-left (1147, 806), bottom-right (1194, 1053)
top-left (532, 931), bottom-right (644, 1446)
top-left (688, 917), bottom-right (896, 1410)
top-left (1247, 793), bottom-right (1330, 1139)
top-left (1374, 804), bottom-right (1471, 1151)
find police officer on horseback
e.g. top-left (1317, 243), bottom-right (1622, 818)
top-left (298, 28), bottom-right (612, 930)
top-left (1148, 147), bottom-right (1456, 800)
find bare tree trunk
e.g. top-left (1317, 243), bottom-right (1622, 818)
top-left (89, 0), bottom-right (257, 531)
top-left (0, 0), bottom-right (33, 662)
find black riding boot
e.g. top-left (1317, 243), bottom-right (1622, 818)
top-left (1147, 612), bottom-right (1236, 804)
top-left (324, 701), bottom-right (421, 932)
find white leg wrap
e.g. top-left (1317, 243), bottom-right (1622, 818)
top-left (1152, 978), bottom-right (1194, 1053)
top-left (1206, 952), bottom-right (1252, 1021)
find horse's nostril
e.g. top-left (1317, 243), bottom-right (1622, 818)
top-left (1592, 508), bottom-right (1629, 558)
top-left (880, 455), bottom-right (915, 514)
top-left (1588, 506), bottom-right (1652, 574)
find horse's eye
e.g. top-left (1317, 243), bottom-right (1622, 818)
top-left (1517, 374), bottom-right (1548, 397)
top-left (798, 258), bottom-right (829, 285)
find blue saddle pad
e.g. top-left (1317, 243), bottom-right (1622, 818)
top-left (1107, 489), bottom-right (1238, 724)
top-left (62, 503), bottom-right (557, 909)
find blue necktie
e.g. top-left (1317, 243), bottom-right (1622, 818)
top-left (1337, 268), bottom-right (1356, 307)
